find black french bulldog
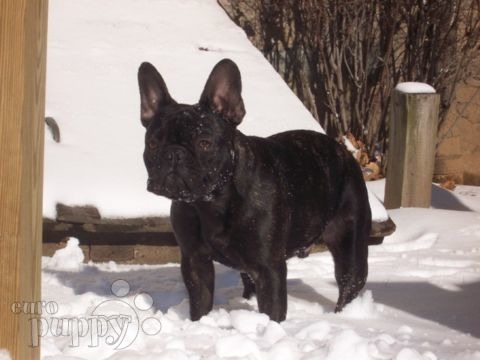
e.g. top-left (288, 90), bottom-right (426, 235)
top-left (138, 59), bottom-right (371, 322)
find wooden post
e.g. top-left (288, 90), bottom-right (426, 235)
top-left (385, 87), bottom-right (440, 209)
top-left (0, 1), bottom-right (48, 359)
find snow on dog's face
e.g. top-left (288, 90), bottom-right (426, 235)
top-left (138, 59), bottom-right (245, 202)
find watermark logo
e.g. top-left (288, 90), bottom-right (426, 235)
top-left (11, 279), bottom-right (162, 349)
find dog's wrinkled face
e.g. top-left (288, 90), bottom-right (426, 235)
top-left (138, 59), bottom-right (246, 202)
top-left (143, 103), bottom-right (236, 202)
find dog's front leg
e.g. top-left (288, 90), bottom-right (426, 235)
top-left (181, 254), bottom-right (214, 321)
top-left (253, 261), bottom-right (287, 322)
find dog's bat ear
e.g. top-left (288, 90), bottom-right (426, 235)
top-left (199, 59), bottom-right (245, 126)
top-left (138, 62), bottom-right (176, 127)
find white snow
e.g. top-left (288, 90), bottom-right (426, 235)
top-left (44, 238), bottom-right (85, 271)
top-left (39, 181), bottom-right (480, 359)
top-left (367, 190), bottom-right (389, 222)
top-left (44, 0), bottom-right (387, 222)
top-left (395, 82), bottom-right (436, 94)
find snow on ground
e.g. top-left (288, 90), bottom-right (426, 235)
top-left (39, 181), bottom-right (480, 359)
top-left (44, 0), bottom-right (386, 223)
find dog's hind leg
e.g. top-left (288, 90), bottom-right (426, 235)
top-left (240, 272), bottom-right (256, 299)
top-left (326, 224), bottom-right (368, 312)
top-left (323, 179), bottom-right (370, 312)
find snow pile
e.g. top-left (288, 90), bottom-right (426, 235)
top-left (229, 309), bottom-right (270, 334)
top-left (339, 291), bottom-right (382, 319)
top-left (44, 238), bottom-right (84, 271)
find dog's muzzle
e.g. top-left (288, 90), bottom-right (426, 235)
top-left (147, 178), bottom-right (162, 195)
top-left (147, 174), bottom-right (194, 201)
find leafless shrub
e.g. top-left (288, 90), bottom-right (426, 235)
top-left (221, 0), bottom-right (480, 159)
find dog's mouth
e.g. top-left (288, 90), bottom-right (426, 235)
top-left (147, 173), bottom-right (198, 202)
top-left (147, 163), bottom-right (235, 203)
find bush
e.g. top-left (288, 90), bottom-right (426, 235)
top-left (221, 0), bottom-right (480, 159)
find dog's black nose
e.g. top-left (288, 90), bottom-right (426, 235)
top-left (147, 178), bottom-right (162, 194)
top-left (165, 145), bottom-right (187, 167)
top-left (147, 178), bottom-right (155, 192)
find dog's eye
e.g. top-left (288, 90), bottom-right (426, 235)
top-left (148, 139), bottom-right (158, 150)
top-left (198, 139), bottom-right (212, 151)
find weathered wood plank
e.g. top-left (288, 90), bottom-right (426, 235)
top-left (42, 214), bottom-right (395, 265)
top-left (52, 203), bottom-right (394, 239)
top-left (0, 1), bottom-right (48, 358)
top-left (56, 204), bottom-right (101, 223)
top-left (385, 90), bottom-right (440, 209)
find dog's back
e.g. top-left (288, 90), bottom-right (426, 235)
top-left (264, 130), bottom-right (371, 258)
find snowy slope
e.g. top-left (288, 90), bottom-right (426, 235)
top-left (44, 0), bottom-right (322, 219)
top-left (33, 181), bottom-right (480, 359)
top-left (44, 0), bottom-right (388, 223)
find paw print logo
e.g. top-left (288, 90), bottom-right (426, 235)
top-left (90, 279), bottom-right (162, 350)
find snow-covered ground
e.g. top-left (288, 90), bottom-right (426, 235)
top-left (27, 1), bottom-right (480, 359)
top-left (31, 181), bottom-right (480, 359)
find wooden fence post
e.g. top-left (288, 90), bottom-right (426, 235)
top-left (0, 1), bottom-right (48, 359)
top-left (384, 85), bottom-right (440, 209)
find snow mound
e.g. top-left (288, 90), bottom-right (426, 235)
top-left (326, 330), bottom-right (371, 359)
top-left (229, 309), bottom-right (270, 334)
top-left (395, 348), bottom-right (436, 360)
top-left (45, 237), bottom-right (85, 271)
top-left (295, 321), bottom-right (331, 341)
top-left (215, 334), bottom-right (260, 358)
top-left (339, 290), bottom-right (382, 319)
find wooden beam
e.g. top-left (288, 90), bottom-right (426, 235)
top-left (385, 89), bottom-right (440, 209)
top-left (0, 1), bottom-right (48, 358)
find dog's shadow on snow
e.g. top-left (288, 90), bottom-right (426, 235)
top-left (365, 280), bottom-right (480, 338)
top-left (45, 262), bottom-right (335, 319)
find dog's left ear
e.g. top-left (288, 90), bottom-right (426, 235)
top-left (199, 59), bottom-right (246, 126)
